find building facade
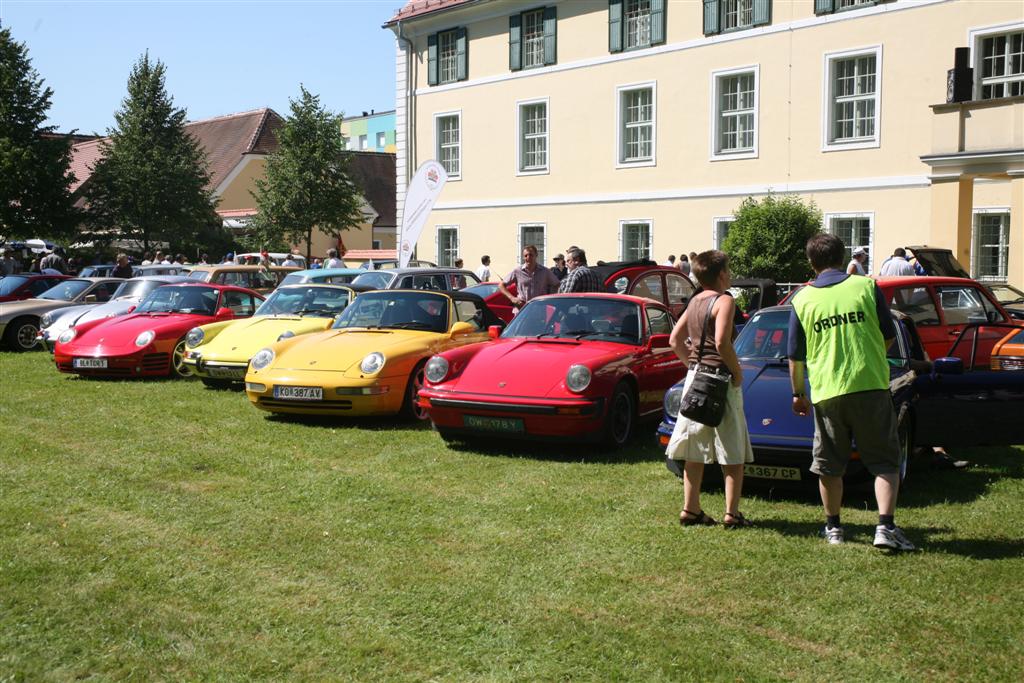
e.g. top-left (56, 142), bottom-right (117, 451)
top-left (341, 110), bottom-right (398, 153)
top-left (387, 0), bottom-right (1022, 285)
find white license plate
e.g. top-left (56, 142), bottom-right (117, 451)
top-left (273, 385), bottom-right (323, 401)
top-left (73, 358), bottom-right (107, 369)
top-left (744, 465), bottom-right (801, 481)
top-left (208, 366), bottom-right (245, 379)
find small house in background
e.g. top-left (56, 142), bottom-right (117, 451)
top-left (340, 109), bottom-right (397, 153)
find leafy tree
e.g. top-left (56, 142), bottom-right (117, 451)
top-left (722, 194), bottom-right (822, 282)
top-left (0, 27), bottom-right (78, 240)
top-left (250, 86), bottom-right (364, 259)
top-left (84, 53), bottom-right (218, 252)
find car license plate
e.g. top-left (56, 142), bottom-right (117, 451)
top-left (464, 415), bottom-right (524, 433)
top-left (273, 385), bottom-right (323, 401)
top-left (73, 358), bottom-right (107, 369)
top-left (744, 465), bottom-right (801, 481)
top-left (208, 366), bottom-right (245, 379)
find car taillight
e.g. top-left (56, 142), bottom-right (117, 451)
top-left (993, 357), bottom-right (1024, 371)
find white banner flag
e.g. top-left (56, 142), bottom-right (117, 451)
top-left (398, 160), bottom-right (448, 268)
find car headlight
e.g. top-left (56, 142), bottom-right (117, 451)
top-left (664, 384), bottom-right (685, 417)
top-left (250, 348), bottom-right (275, 371)
top-left (186, 327), bottom-right (204, 348)
top-left (134, 330), bottom-right (155, 347)
top-left (566, 364), bottom-right (592, 393)
top-left (425, 355), bottom-right (449, 383)
top-left (41, 313), bottom-right (54, 328)
top-left (58, 329), bottom-right (76, 344)
top-left (360, 352), bottom-right (385, 374)
top-left (277, 330), bottom-right (295, 342)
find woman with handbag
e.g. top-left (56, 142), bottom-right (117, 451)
top-left (665, 250), bottom-right (754, 528)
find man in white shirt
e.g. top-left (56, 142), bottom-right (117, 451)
top-left (475, 255), bottom-right (491, 281)
top-left (662, 255), bottom-right (677, 267)
top-left (282, 253), bottom-right (301, 267)
top-left (324, 248), bottom-right (344, 269)
top-left (879, 248), bottom-right (916, 277)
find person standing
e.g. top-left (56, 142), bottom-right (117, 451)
top-left (789, 233), bottom-right (914, 551)
top-left (677, 254), bottom-right (691, 277)
top-left (550, 254), bottom-right (568, 280)
top-left (847, 247), bottom-right (869, 275)
top-left (111, 253), bottom-right (134, 278)
top-left (1, 249), bottom-right (19, 276)
top-left (282, 252), bottom-right (301, 267)
top-left (40, 247), bottom-right (68, 273)
top-left (557, 247), bottom-right (602, 293)
top-left (663, 255), bottom-right (677, 267)
top-left (665, 250), bottom-right (753, 528)
top-left (324, 248), bottom-right (344, 269)
top-left (475, 255), bottom-right (491, 281)
top-left (498, 244), bottom-right (559, 314)
top-left (878, 248), bottom-right (916, 277)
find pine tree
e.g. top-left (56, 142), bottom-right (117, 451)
top-left (84, 53), bottom-right (218, 252)
top-left (250, 86), bottom-right (364, 259)
top-left (0, 27), bottom-right (78, 240)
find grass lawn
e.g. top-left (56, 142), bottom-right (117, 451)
top-left (1, 350), bottom-right (1022, 681)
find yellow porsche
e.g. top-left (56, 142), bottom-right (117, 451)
top-left (244, 289), bottom-right (501, 419)
top-left (184, 284), bottom-right (357, 387)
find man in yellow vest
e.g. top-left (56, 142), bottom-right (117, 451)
top-left (788, 233), bottom-right (914, 551)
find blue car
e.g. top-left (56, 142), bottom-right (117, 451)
top-left (657, 306), bottom-right (1024, 485)
top-left (279, 267), bottom-right (364, 286)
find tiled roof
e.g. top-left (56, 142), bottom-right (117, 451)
top-left (348, 152), bottom-right (397, 228)
top-left (216, 208), bottom-right (257, 218)
top-left (68, 138), bottom-right (105, 194)
top-left (343, 249), bottom-right (398, 260)
top-left (385, 0), bottom-right (476, 26)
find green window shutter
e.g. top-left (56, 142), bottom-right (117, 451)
top-left (753, 0), bottom-right (771, 26)
top-left (650, 0), bottom-right (666, 45)
top-left (608, 0), bottom-right (623, 53)
top-left (456, 27), bottom-right (468, 81)
top-left (815, 0), bottom-right (835, 15)
top-left (509, 14), bottom-right (522, 71)
top-left (543, 6), bottom-right (557, 65)
top-left (703, 0), bottom-right (720, 36)
top-left (427, 33), bottom-right (438, 85)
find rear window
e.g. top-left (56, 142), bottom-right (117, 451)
top-left (0, 276), bottom-right (29, 295)
top-left (188, 270), bottom-right (209, 280)
top-left (889, 287), bottom-right (939, 326)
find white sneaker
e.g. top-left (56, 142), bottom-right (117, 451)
top-left (821, 525), bottom-right (844, 545)
top-left (873, 525), bottom-right (916, 551)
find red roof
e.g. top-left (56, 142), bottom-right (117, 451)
top-left (344, 249), bottom-right (398, 260)
top-left (217, 208), bottom-right (257, 218)
top-left (385, 0), bottom-right (476, 25)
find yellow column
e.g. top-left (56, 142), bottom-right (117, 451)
top-left (928, 176), bottom-right (974, 267)
top-left (1008, 174), bottom-right (1024, 288)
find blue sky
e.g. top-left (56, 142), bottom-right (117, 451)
top-left (2, 0), bottom-right (399, 134)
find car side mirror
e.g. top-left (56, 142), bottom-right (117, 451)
top-left (450, 321), bottom-right (475, 337)
top-left (648, 333), bottom-right (671, 349)
top-left (488, 324), bottom-right (502, 340)
top-left (933, 357), bottom-right (963, 375)
top-left (216, 307), bottom-right (235, 319)
top-left (84, 294), bottom-right (97, 303)
top-left (126, 305), bottom-right (136, 314)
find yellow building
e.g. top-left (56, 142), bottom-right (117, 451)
top-left (386, 0), bottom-right (1022, 286)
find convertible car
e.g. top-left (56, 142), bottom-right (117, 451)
top-left (184, 283), bottom-right (359, 386)
top-left (419, 293), bottom-right (685, 447)
top-left (244, 290), bottom-right (499, 418)
top-left (54, 283), bottom-right (263, 378)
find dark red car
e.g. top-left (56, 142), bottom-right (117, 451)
top-left (54, 283), bottom-right (263, 378)
top-left (0, 273), bottom-right (72, 302)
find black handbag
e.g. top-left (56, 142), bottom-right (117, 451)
top-left (680, 296), bottom-right (731, 428)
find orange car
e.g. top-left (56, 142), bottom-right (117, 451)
top-left (991, 327), bottom-right (1024, 371)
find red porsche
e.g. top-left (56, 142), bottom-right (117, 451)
top-left (418, 293), bottom-right (685, 447)
top-left (54, 283), bottom-right (263, 378)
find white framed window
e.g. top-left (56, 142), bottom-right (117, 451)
top-left (825, 212), bottom-right (874, 273)
top-left (837, 0), bottom-right (875, 9)
top-left (434, 111), bottom-right (461, 180)
top-left (436, 225), bottom-right (459, 267)
top-left (822, 45), bottom-right (882, 152)
top-left (523, 8), bottom-right (546, 69)
top-left (711, 65), bottom-right (759, 160)
top-left (517, 98), bottom-right (549, 175)
top-left (376, 132), bottom-right (386, 149)
top-left (969, 24), bottom-right (1024, 100)
top-left (712, 217), bottom-right (735, 249)
top-left (972, 209), bottom-right (1011, 282)
top-left (722, 0), bottom-right (754, 31)
top-left (438, 29), bottom-right (459, 85)
top-left (616, 82), bottom-right (656, 167)
top-left (620, 220), bottom-right (652, 261)
top-left (517, 223), bottom-right (547, 264)
top-left (624, 0), bottom-right (653, 50)
top-left (358, 135), bottom-right (368, 150)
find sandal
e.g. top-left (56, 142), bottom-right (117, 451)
top-left (723, 512), bottom-right (754, 529)
top-left (680, 509), bottom-right (717, 527)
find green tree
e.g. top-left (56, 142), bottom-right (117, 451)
top-left (722, 194), bottom-right (822, 282)
top-left (250, 86), bottom-right (364, 259)
top-left (84, 53), bottom-right (218, 252)
top-left (0, 27), bottom-right (78, 240)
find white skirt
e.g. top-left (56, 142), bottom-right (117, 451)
top-left (665, 370), bottom-right (754, 466)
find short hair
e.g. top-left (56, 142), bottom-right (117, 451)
top-left (893, 247), bottom-right (907, 258)
top-left (327, 248), bottom-right (338, 258)
top-left (805, 233), bottom-right (846, 271)
top-left (679, 254), bottom-right (689, 262)
top-left (666, 255), bottom-right (676, 262)
top-left (523, 244), bottom-right (538, 256)
top-left (688, 252), bottom-right (697, 260)
top-left (454, 258), bottom-right (463, 266)
top-left (567, 247), bottom-right (587, 266)
top-left (481, 255), bottom-right (490, 264)
top-left (116, 252), bottom-right (128, 261)
top-left (692, 250), bottom-right (729, 287)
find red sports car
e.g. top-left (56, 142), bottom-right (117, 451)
top-left (418, 293), bottom-right (685, 447)
top-left (54, 283), bottom-right (263, 378)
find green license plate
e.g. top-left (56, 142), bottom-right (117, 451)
top-left (463, 415), bottom-right (524, 433)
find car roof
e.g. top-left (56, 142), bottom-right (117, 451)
top-left (128, 275), bottom-right (192, 282)
top-left (360, 267), bottom-right (473, 276)
top-left (275, 282), bottom-right (356, 291)
top-left (533, 292), bottom-right (663, 306)
top-left (290, 267), bottom-right (364, 277)
top-left (875, 276), bottom-right (988, 286)
top-left (189, 264), bottom-right (298, 272)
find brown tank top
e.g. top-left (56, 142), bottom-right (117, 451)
top-left (685, 291), bottom-right (735, 368)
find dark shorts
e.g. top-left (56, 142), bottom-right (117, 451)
top-left (811, 389), bottom-right (900, 477)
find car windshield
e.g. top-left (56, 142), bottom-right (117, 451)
top-left (734, 310), bottom-right (791, 360)
top-left (112, 279), bottom-right (165, 300)
top-left (350, 271), bottom-right (394, 289)
top-left (462, 283), bottom-right (499, 298)
top-left (503, 297), bottom-right (642, 344)
top-left (332, 291), bottom-right (449, 332)
top-left (0, 276), bottom-right (29, 295)
top-left (135, 286), bottom-right (219, 315)
top-left (37, 279), bottom-right (92, 301)
top-left (256, 286), bottom-right (351, 317)
top-left (990, 285), bottom-right (1024, 305)
top-left (279, 273), bottom-right (311, 286)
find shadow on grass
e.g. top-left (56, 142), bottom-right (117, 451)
top-left (264, 412), bottom-right (434, 433)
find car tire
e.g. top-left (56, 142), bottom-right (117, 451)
top-left (400, 360), bottom-right (428, 421)
top-left (602, 381), bottom-right (636, 448)
top-left (4, 316), bottom-right (40, 352)
top-left (171, 339), bottom-right (193, 378)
